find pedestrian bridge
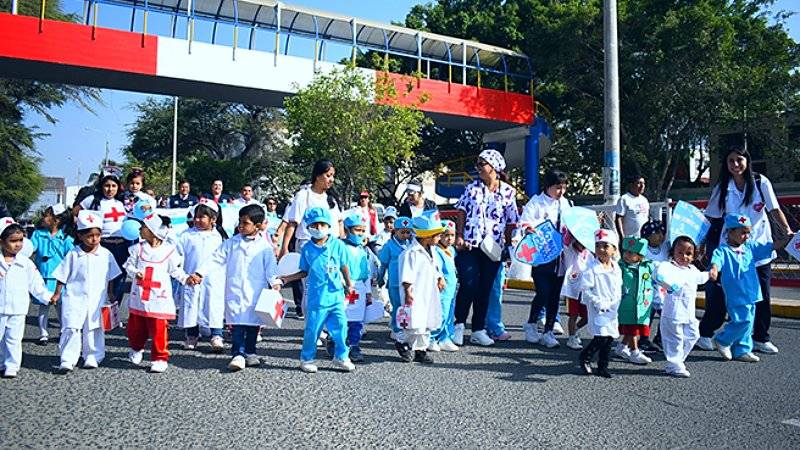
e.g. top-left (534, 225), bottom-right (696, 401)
top-left (0, 0), bottom-right (536, 131)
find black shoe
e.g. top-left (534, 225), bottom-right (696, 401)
top-left (324, 337), bottom-right (334, 359)
top-left (579, 361), bottom-right (593, 375)
top-left (350, 347), bottom-right (364, 362)
top-left (395, 342), bottom-right (413, 363)
top-left (295, 306), bottom-right (304, 319)
top-left (414, 350), bottom-right (434, 364)
top-left (595, 367), bottom-right (612, 378)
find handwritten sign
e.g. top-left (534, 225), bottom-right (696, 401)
top-left (787, 233), bottom-right (800, 263)
top-left (561, 206), bottom-right (600, 254)
top-left (514, 220), bottom-right (563, 266)
top-left (669, 201), bottom-right (710, 246)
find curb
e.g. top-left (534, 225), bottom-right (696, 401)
top-left (506, 279), bottom-right (800, 320)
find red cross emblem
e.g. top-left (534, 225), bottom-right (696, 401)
top-left (86, 214), bottom-right (95, 223)
top-left (136, 266), bottom-right (162, 301)
top-left (104, 207), bottom-right (125, 222)
top-left (275, 298), bottom-right (285, 319)
top-left (794, 241), bottom-right (800, 250)
top-left (517, 243), bottom-right (538, 262)
top-left (596, 229), bottom-right (609, 240)
top-left (738, 216), bottom-right (747, 224)
top-left (345, 290), bottom-right (359, 304)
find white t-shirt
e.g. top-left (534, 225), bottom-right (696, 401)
top-left (283, 187), bottom-right (342, 241)
top-left (615, 192), bottom-right (650, 237)
top-left (409, 204), bottom-right (424, 218)
top-left (80, 196), bottom-right (126, 238)
top-left (704, 176), bottom-right (779, 266)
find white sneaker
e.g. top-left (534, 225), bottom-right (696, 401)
top-left (523, 322), bottom-right (541, 344)
top-left (541, 331), bottom-right (559, 348)
top-left (3, 370), bottom-right (17, 379)
top-left (470, 329), bottom-right (495, 346)
top-left (439, 340), bottom-right (459, 352)
top-left (427, 341), bottom-right (441, 352)
top-left (333, 358), bottom-right (355, 372)
top-left (754, 341), bottom-right (779, 354)
top-left (300, 361), bottom-right (318, 373)
top-left (628, 349), bottom-right (651, 365)
top-left (256, 333), bottom-right (263, 343)
top-left (668, 369), bottom-right (691, 378)
top-left (149, 360), bottom-right (168, 373)
top-left (128, 349), bottom-right (144, 365)
top-left (228, 355), bottom-right (246, 371)
top-left (453, 324), bottom-right (465, 346)
top-left (83, 356), bottom-right (98, 369)
top-left (736, 352), bottom-right (760, 363)
top-left (614, 344), bottom-right (631, 361)
top-left (714, 339), bottom-right (732, 361)
top-left (566, 335), bottom-right (583, 350)
top-left (552, 321), bottom-right (565, 335)
top-left (210, 335), bottom-right (225, 353)
top-left (696, 337), bottom-right (714, 351)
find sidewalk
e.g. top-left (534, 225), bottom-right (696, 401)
top-left (506, 280), bottom-right (800, 319)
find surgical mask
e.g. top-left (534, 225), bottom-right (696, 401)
top-left (346, 233), bottom-right (364, 246)
top-left (309, 227), bottom-right (328, 240)
top-left (394, 236), bottom-right (411, 247)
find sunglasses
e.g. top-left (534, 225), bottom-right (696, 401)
top-left (475, 160), bottom-right (490, 168)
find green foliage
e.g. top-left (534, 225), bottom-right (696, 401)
top-left (284, 65), bottom-right (429, 205)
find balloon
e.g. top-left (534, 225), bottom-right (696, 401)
top-left (121, 219), bottom-right (142, 241)
top-left (132, 199), bottom-right (154, 220)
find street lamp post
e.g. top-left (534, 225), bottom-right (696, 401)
top-left (603, 0), bottom-right (621, 205)
top-left (172, 96), bottom-right (179, 195)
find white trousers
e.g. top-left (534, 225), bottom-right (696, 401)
top-left (59, 322), bottom-right (105, 367)
top-left (660, 318), bottom-right (699, 373)
top-left (0, 314), bottom-right (25, 374)
top-left (397, 329), bottom-right (431, 351)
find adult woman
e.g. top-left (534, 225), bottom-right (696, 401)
top-left (518, 170), bottom-right (572, 349)
top-left (698, 148), bottom-right (794, 354)
top-left (453, 149), bottom-right (519, 346)
top-left (354, 191), bottom-right (379, 236)
top-left (398, 180), bottom-right (437, 218)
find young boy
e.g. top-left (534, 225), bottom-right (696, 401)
top-left (432, 220), bottom-right (459, 352)
top-left (709, 214), bottom-right (776, 363)
top-left (378, 216), bottom-right (414, 339)
top-left (195, 204), bottom-right (282, 371)
top-left (616, 236), bottom-right (655, 365)
top-left (342, 213), bottom-right (372, 362)
top-left (396, 215), bottom-right (445, 364)
top-left (639, 220), bottom-right (668, 352)
top-left (280, 207), bottom-right (355, 373)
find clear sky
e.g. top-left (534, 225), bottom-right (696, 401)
top-left (22, 0), bottom-right (800, 187)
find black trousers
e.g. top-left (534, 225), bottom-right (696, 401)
top-left (455, 248), bottom-right (501, 332)
top-left (699, 264), bottom-right (772, 342)
top-left (580, 336), bottom-right (613, 368)
top-left (528, 262), bottom-right (564, 333)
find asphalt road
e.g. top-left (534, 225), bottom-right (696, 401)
top-left (3, 289), bottom-right (800, 449)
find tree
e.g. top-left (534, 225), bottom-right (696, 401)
top-left (404, 0), bottom-right (800, 199)
top-left (0, 0), bottom-right (101, 216)
top-left (284, 65), bottom-right (429, 206)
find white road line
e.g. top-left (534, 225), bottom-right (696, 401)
top-left (782, 418), bottom-right (800, 428)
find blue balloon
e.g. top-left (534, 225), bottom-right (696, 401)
top-left (121, 219), bottom-right (142, 241)
top-left (132, 199), bottom-right (153, 220)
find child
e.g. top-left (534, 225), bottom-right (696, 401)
top-left (30, 204), bottom-right (74, 344)
top-left (709, 214), bottom-right (776, 363)
top-left (280, 207), bottom-right (355, 374)
top-left (396, 215), bottom-right (445, 364)
top-left (124, 215), bottom-right (198, 373)
top-left (431, 220), bottom-right (459, 352)
top-left (377, 216), bottom-right (414, 340)
top-left (654, 236), bottom-right (715, 377)
top-left (616, 236), bottom-right (655, 365)
top-left (372, 206), bottom-right (397, 252)
top-left (640, 220), bottom-right (669, 352)
top-left (121, 168), bottom-right (156, 214)
top-left (578, 229), bottom-right (622, 378)
top-left (51, 211), bottom-right (122, 373)
top-left (195, 204), bottom-right (282, 371)
top-left (342, 213), bottom-right (372, 362)
top-left (0, 218), bottom-right (53, 378)
top-left (561, 232), bottom-right (591, 350)
top-left (177, 201), bottom-right (226, 352)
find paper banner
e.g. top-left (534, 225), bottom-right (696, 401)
top-left (513, 220), bottom-right (563, 266)
top-left (786, 233), bottom-right (800, 263)
top-left (561, 206), bottom-right (600, 254)
top-left (669, 201), bottom-right (710, 245)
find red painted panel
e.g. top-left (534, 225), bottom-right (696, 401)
top-left (376, 72), bottom-right (534, 125)
top-left (0, 13), bottom-right (157, 75)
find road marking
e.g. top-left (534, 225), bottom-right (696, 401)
top-left (782, 418), bottom-right (800, 428)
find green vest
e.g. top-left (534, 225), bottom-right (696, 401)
top-left (618, 259), bottom-right (655, 325)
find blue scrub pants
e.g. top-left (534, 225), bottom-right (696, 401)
top-left (715, 303), bottom-right (756, 358)
top-left (347, 321), bottom-right (363, 349)
top-left (433, 293), bottom-right (456, 343)
top-left (486, 264), bottom-right (507, 337)
top-left (301, 304), bottom-right (349, 362)
top-left (388, 287), bottom-right (401, 333)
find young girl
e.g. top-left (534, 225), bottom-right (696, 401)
top-left (177, 201), bottom-right (226, 352)
top-left (377, 216), bottom-right (414, 340)
top-left (124, 215), bottom-right (198, 373)
top-left (121, 168), bottom-right (156, 214)
top-left (51, 211), bottom-right (122, 372)
top-left (432, 220), bottom-right (459, 352)
top-left (396, 215), bottom-right (445, 364)
top-left (342, 214), bottom-right (372, 362)
top-left (578, 229), bottom-right (622, 379)
top-left (0, 218), bottom-right (53, 378)
top-left (640, 220), bottom-right (669, 352)
top-left (709, 214), bottom-right (777, 363)
top-left (280, 207), bottom-right (355, 374)
top-left (30, 204), bottom-right (74, 344)
top-left (654, 236), bottom-right (714, 377)
top-left (616, 237), bottom-right (655, 365)
top-left (372, 206), bottom-right (397, 252)
top-left (561, 232), bottom-right (591, 350)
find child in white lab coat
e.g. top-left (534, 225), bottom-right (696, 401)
top-left (561, 232), bottom-right (591, 350)
top-left (578, 229), bottom-right (622, 379)
top-left (0, 218), bottom-right (53, 378)
top-left (640, 220), bottom-right (669, 352)
top-left (51, 211), bottom-right (122, 373)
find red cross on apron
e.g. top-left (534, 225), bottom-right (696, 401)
top-left (136, 266), bottom-right (162, 301)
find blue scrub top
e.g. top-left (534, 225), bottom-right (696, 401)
top-left (300, 237), bottom-right (349, 308)
top-left (378, 238), bottom-right (406, 289)
top-left (30, 228), bottom-right (74, 283)
top-left (711, 240), bottom-right (773, 307)
top-left (344, 242), bottom-right (370, 282)
top-left (434, 245), bottom-right (457, 301)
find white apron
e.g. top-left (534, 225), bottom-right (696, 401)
top-left (124, 242), bottom-right (187, 320)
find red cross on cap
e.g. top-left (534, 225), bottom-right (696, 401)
top-left (738, 216), bottom-right (747, 224)
top-left (87, 215), bottom-right (95, 223)
top-left (596, 229), bottom-right (609, 239)
top-left (361, 216), bottom-right (367, 223)
top-left (1, 218), bottom-right (11, 225)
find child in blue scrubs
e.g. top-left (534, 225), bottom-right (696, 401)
top-left (377, 216), bottom-right (414, 339)
top-left (342, 213), bottom-right (372, 362)
top-left (281, 207), bottom-right (356, 374)
top-left (709, 214), bottom-right (776, 363)
top-left (432, 220), bottom-right (459, 352)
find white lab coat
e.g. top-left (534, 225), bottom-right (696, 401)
top-left (655, 261), bottom-right (709, 324)
top-left (176, 228), bottom-right (225, 329)
top-left (580, 258), bottom-right (622, 338)
top-left (398, 240), bottom-right (443, 332)
top-left (198, 233), bottom-right (280, 326)
top-left (647, 243), bottom-right (670, 308)
top-left (560, 244), bottom-right (591, 299)
top-left (124, 241), bottom-right (188, 320)
top-left (0, 256), bottom-right (52, 315)
top-left (52, 246), bottom-right (122, 330)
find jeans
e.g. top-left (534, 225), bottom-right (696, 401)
top-left (528, 262), bottom-right (564, 333)
top-left (231, 325), bottom-right (259, 357)
top-left (454, 248), bottom-right (501, 332)
top-left (347, 321), bottom-right (363, 349)
top-left (186, 326), bottom-right (223, 338)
